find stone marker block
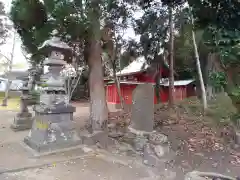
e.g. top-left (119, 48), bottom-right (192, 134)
top-left (130, 84), bottom-right (154, 133)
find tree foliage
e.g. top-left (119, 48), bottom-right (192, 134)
top-left (10, 0), bottom-right (240, 111)
top-left (0, 2), bottom-right (11, 45)
top-left (10, 0), bottom-right (132, 65)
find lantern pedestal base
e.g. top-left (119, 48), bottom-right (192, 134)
top-left (11, 112), bottom-right (33, 131)
top-left (24, 135), bottom-right (82, 154)
top-left (24, 103), bottom-right (82, 153)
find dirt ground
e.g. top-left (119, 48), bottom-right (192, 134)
top-left (1, 95), bottom-right (239, 179)
top-left (107, 94), bottom-right (240, 179)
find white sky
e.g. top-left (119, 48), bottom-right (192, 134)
top-left (0, 0), bottom-right (28, 69)
top-left (0, 0), bottom-right (139, 70)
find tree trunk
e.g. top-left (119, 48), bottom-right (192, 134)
top-left (88, 40), bottom-right (108, 132)
top-left (2, 32), bottom-right (16, 106)
top-left (168, 6), bottom-right (174, 107)
top-left (112, 66), bottom-right (124, 109)
top-left (191, 16), bottom-right (207, 110)
top-left (2, 80), bottom-right (12, 106)
top-left (110, 42), bottom-right (125, 110)
top-left (206, 53), bottom-right (215, 100)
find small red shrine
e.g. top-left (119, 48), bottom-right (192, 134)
top-left (106, 56), bottom-right (196, 105)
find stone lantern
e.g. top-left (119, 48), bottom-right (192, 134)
top-left (24, 35), bottom-right (81, 153)
top-left (11, 76), bottom-right (33, 131)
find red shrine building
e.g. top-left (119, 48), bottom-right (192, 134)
top-left (105, 56), bottom-right (196, 105)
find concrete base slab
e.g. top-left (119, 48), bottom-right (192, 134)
top-left (0, 141), bottom-right (94, 174)
top-left (0, 142), bottom-right (176, 180)
top-left (1, 156), bottom-right (151, 180)
top-left (24, 135), bottom-right (82, 154)
top-left (22, 142), bottom-right (87, 157)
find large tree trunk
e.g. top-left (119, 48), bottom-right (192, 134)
top-left (88, 40), bottom-right (108, 132)
top-left (191, 14), bottom-right (207, 111)
top-left (168, 6), bottom-right (174, 107)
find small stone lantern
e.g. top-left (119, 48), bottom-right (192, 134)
top-left (11, 82), bottom-right (33, 131)
top-left (24, 35), bottom-right (81, 153)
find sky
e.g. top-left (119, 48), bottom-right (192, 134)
top-left (0, 0), bottom-right (29, 70)
top-left (0, 0), bottom-right (139, 71)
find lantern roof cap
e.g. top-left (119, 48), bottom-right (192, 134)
top-left (43, 58), bottom-right (67, 66)
top-left (39, 36), bottom-right (72, 51)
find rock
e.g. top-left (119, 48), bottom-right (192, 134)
top-left (184, 171), bottom-right (235, 180)
top-left (143, 144), bottom-right (165, 168)
top-left (153, 145), bottom-right (165, 158)
top-left (149, 132), bottom-right (168, 145)
top-left (184, 172), bottom-right (206, 180)
top-left (81, 130), bottom-right (109, 148)
top-left (133, 136), bottom-right (148, 151)
top-left (108, 132), bottom-right (124, 138)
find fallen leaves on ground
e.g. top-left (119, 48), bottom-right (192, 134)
top-left (107, 97), bottom-right (240, 167)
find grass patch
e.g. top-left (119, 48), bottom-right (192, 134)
top-left (177, 93), bottom-right (236, 126)
top-left (0, 96), bottom-right (20, 111)
top-left (0, 91), bottom-right (6, 97)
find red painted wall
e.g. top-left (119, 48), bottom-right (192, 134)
top-left (106, 65), bottom-right (195, 105)
top-left (106, 84), bottom-right (137, 104)
top-left (106, 83), bottom-right (195, 105)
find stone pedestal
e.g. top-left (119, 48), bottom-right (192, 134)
top-left (24, 103), bottom-right (81, 153)
top-left (11, 88), bottom-right (33, 131)
top-left (11, 111), bottom-right (33, 131)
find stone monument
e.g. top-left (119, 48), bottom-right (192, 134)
top-left (24, 34), bottom-right (81, 153)
top-left (129, 84), bottom-right (155, 134)
top-left (11, 77), bottom-right (33, 131)
top-left (125, 84), bottom-right (172, 168)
